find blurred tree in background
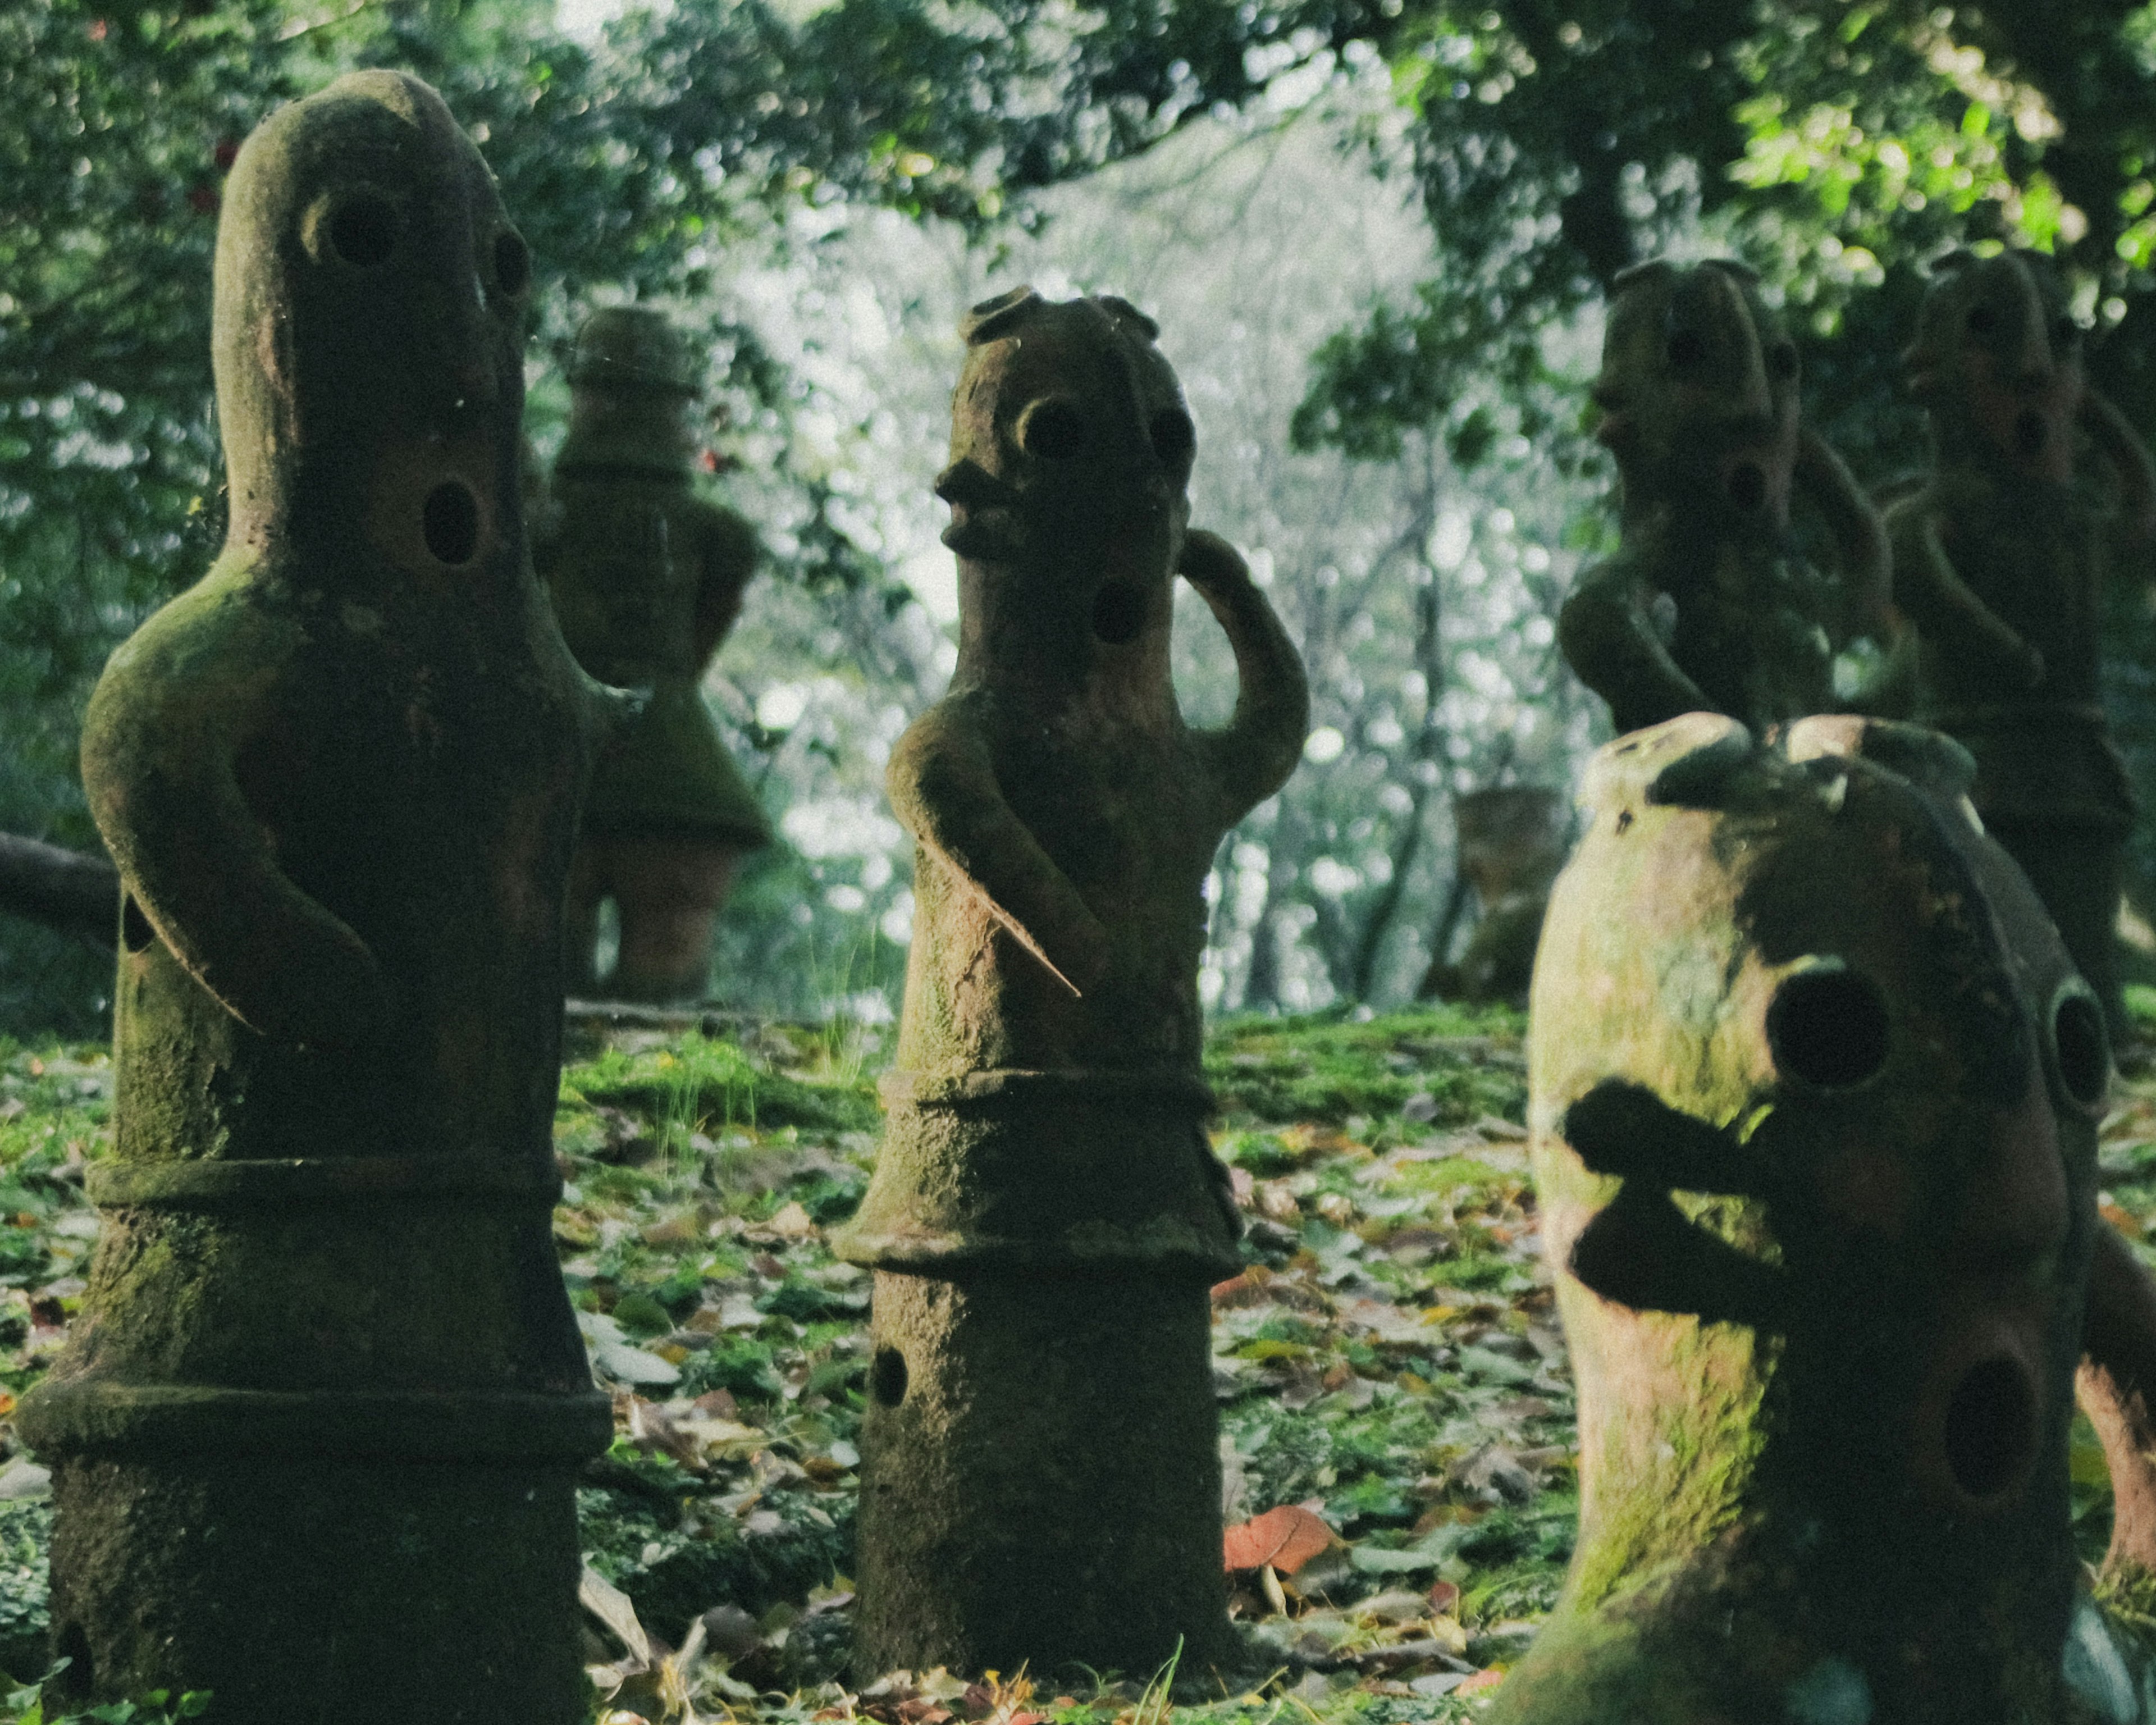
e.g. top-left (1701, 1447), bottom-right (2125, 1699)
top-left (10, 0), bottom-right (2156, 1032)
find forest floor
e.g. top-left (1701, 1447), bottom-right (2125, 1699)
top-left (0, 998), bottom-right (2149, 1723)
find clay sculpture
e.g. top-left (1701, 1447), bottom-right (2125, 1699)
top-left (1419, 784), bottom-right (1568, 1005)
top-left (834, 288), bottom-right (1308, 1678)
top-left (1493, 710), bottom-right (2149, 1723)
top-left (537, 305), bottom-right (770, 1002)
top-left (1886, 248), bottom-right (2156, 1038)
top-left (14, 71), bottom-right (610, 1723)
top-left (1561, 259), bottom-right (1892, 736)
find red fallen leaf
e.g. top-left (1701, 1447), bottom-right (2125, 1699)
top-left (1458, 1670), bottom-right (1505, 1694)
top-left (1007, 1714), bottom-right (1050, 1725)
top-left (1222, 1504), bottom-right (1333, 1575)
top-left (1427, 1578), bottom-right (1461, 1616)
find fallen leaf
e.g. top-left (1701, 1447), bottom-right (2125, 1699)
top-left (1458, 1669), bottom-right (1505, 1694)
top-left (1223, 1503), bottom-right (1334, 1574)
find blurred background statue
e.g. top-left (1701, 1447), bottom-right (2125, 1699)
top-left (538, 307), bottom-right (773, 1003)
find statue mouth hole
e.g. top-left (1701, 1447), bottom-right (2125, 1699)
top-left (2052, 989), bottom-right (2110, 1110)
top-left (422, 480), bottom-right (481, 566)
top-left (871, 1347), bottom-right (908, 1407)
top-left (1766, 966), bottom-right (1890, 1090)
top-left (1726, 461), bottom-right (1767, 513)
top-left (1091, 580), bottom-right (1145, 644)
top-left (1943, 1353), bottom-right (2037, 1501)
top-left (2013, 409), bottom-right (2049, 458)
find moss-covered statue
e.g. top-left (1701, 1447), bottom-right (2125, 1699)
top-left (833, 288), bottom-right (1308, 1678)
top-left (1493, 710), bottom-right (2156, 1724)
top-left (1418, 785), bottom-right (1568, 1006)
top-left (536, 307), bottom-right (771, 1002)
top-left (1886, 248), bottom-right (2156, 1039)
top-left (1560, 259), bottom-right (1892, 736)
top-left (13, 72), bottom-right (610, 1723)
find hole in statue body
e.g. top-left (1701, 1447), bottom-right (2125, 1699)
top-left (422, 480), bottom-right (480, 566)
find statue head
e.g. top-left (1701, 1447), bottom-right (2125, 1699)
top-left (1905, 248), bottom-right (2084, 485)
top-left (935, 289), bottom-right (1196, 700)
top-left (1593, 259), bottom-right (1802, 530)
top-left (213, 69), bottom-right (532, 582)
top-left (557, 305), bottom-right (703, 477)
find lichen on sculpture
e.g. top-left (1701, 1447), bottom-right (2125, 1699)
top-left (13, 71), bottom-right (609, 1722)
top-left (1560, 259), bottom-right (1892, 736)
top-left (833, 288), bottom-right (1308, 1679)
top-left (1493, 711), bottom-right (2150, 1723)
top-left (1885, 247), bottom-right (2156, 1039)
top-left (537, 305), bottom-right (771, 1003)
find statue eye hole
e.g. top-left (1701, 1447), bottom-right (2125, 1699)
top-left (422, 480), bottom-right (481, 566)
top-left (1020, 400), bottom-right (1088, 460)
top-left (327, 193), bottom-right (399, 268)
top-left (2050, 987), bottom-right (2109, 1111)
top-left (1768, 342), bottom-right (1798, 380)
top-left (492, 230), bottom-right (530, 297)
top-left (1666, 328), bottom-right (1706, 369)
top-left (1966, 304), bottom-right (1998, 336)
top-left (1767, 966), bottom-right (1890, 1090)
top-left (1149, 409), bottom-right (1194, 468)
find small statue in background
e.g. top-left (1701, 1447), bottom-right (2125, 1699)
top-left (1886, 248), bottom-right (2156, 1038)
top-left (1419, 784), bottom-right (1568, 1006)
top-left (19, 71), bottom-right (607, 1722)
top-left (836, 288), bottom-right (1308, 1678)
top-left (1561, 258), bottom-right (1892, 736)
top-left (537, 307), bottom-right (772, 1002)
top-left (1498, 711), bottom-right (2133, 1723)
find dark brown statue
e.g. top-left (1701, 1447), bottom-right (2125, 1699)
top-left (537, 306), bottom-right (771, 1002)
top-left (1560, 259), bottom-right (1892, 736)
top-left (834, 288), bottom-right (1308, 1678)
top-left (15, 71), bottom-right (609, 1722)
top-left (1496, 711), bottom-right (2145, 1723)
top-left (1885, 248), bottom-right (2156, 1039)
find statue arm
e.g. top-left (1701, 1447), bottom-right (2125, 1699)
top-left (1557, 556), bottom-right (1714, 727)
top-left (886, 702), bottom-right (1109, 998)
top-left (80, 604), bottom-right (392, 1046)
top-left (2084, 390), bottom-right (2156, 551)
top-left (1179, 530), bottom-right (1309, 825)
top-left (1886, 503), bottom-right (2045, 688)
top-left (691, 505), bottom-right (760, 667)
top-left (1795, 428), bottom-right (1892, 640)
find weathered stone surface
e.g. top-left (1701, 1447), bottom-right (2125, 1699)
top-left (835, 289), bottom-right (1308, 1679)
top-left (539, 307), bottom-right (770, 1003)
top-left (1560, 259), bottom-right (1890, 736)
top-left (1886, 248), bottom-right (2156, 1038)
top-left (13, 70), bottom-right (609, 1722)
top-left (1494, 711), bottom-right (2128, 1723)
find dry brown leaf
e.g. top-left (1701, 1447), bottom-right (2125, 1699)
top-left (1222, 1503), bottom-right (1334, 1573)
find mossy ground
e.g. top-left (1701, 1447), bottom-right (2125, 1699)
top-left (0, 1000), bottom-right (2152, 1722)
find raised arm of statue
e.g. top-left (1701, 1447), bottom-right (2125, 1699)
top-left (887, 699), bottom-right (1111, 997)
top-left (1886, 503), bottom-right (2045, 689)
top-left (2084, 390), bottom-right (2156, 551)
top-left (1795, 427), bottom-right (1892, 641)
top-left (1179, 530), bottom-right (1309, 827)
top-left (691, 504), bottom-right (761, 668)
top-left (79, 587), bottom-right (392, 1047)
top-left (1558, 555), bottom-right (1714, 732)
